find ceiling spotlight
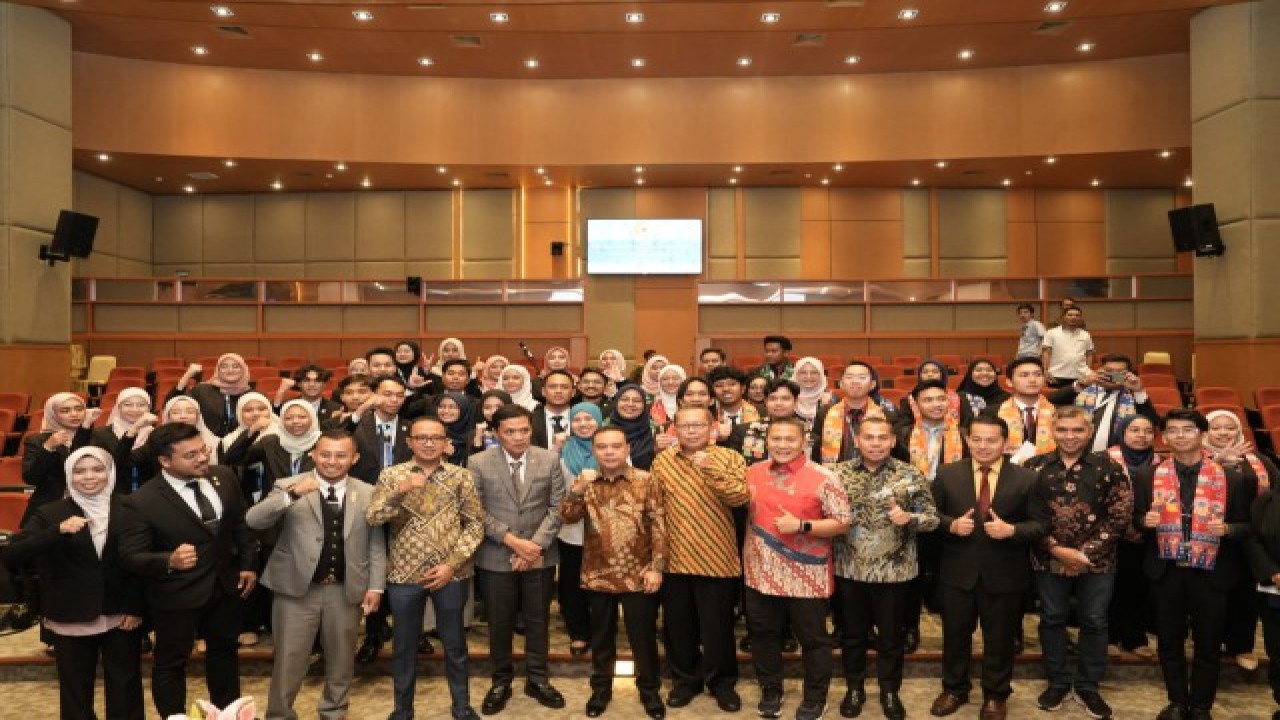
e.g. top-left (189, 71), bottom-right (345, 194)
top-left (737, 56), bottom-right (753, 67)
top-left (821, 178), bottom-right (830, 185)
top-left (490, 12), bottom-right (509, 23)
top-left (760, 12), bottom-right (781, 23)
top-left (635, 178), bottom-right (645, 185)
top-left (1090, 178), bottom-right (1101, 187)
top-left (898, 8), bottom-right (919, 21)
top-left (729, 177), bottom-right (738, 184)
top-left (631, 57), bottom-right (647, 68)
top-left (1183, 177), bottom-right (1194, 187)
top-left (634, 166), bottom-right (644, 173)
top-left (624, 12), bottom-right (644, 24)
top-left (210, 5), bottom-right (234, 18)
top-left (436, 166), bottom-right (447, 173)
top-left (524, 57), bottom-right (540, 69)
top-left (352, 10), bottom-right (374, 22)
top-left (361, 178), bottom-right (372, 188)
top-left (833, 163), bottom-right (844, 171)
top-left (306, 51), bottom-right (324, 62)
top-left (1001, 178), bottom-right (1012, 186)
top-left (957, 48), bottom-right (975, 60)
top-left (935, 160), bottom-right (948, 168)
top-left (1076, 41), bottom-right (1095, 52)
top-left (1045, 156), bottom-right (1057, 164)
top-left (452, 179), bottom-right (462, 186)
top-left (335, 162), bottom-right (347, 171)
top-left (223, 159), bottom-right (236, 167)
top-left (844, 55), bottom-right (861, 65)
top-left (1159, 149), bottom-right (1174, 158)
top-left (191, 45), bottom-right (210, 56)
top-left (183, 185), bottom-right (196, 194)
top-left (543, 177), bottom-right (552, 185)
top-left (96, 152), bottom-right (110, 162)
top-left (910, 178), bottom-right (921, 186)
top-left (1044, 1), bottom-right (1068, 12)
top-left (535, 167), bottom-right (545, 174)
top-left (417, 57), bottom-right (434, 67)
top-left (270, 180), bottom-right (283, 190)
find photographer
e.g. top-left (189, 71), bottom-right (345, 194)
top-left (1048, 353), bottom-right (1159, 453)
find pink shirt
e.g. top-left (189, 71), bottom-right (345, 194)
top-left (744, 457), bottom-right (851, 598)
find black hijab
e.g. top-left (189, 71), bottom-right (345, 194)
top-left (435, 392), bottom-right (476, 465)
top-left (607, 383), bottom-right (656, 470)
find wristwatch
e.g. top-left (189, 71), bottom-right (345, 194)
top-left (800, 520), bottom-right (813, 534)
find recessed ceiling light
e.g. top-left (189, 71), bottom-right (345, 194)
top-left (635, 178), bottom-right (645, 186)
top-left (1002, 178), bottom-right (1012, 186)
top-left (335, 162), bottom-right (347, 171)
top-left (270, 180), bottom-right (283, 190)
top-left (436, 166), bottom-right (447, 174)
top-left (154, 176), bottom-right (164, 182)
top-left (733, 165), bottom-right (743, 173)
top-left (634, 166), bottom-right (645, 173)
top-left (535, 167), bottom-right (545, 174)
top-left (729, 178), bottom-right (739, 185)
top-left (833, 163), bottom-right (844, 171)
top-left (821, 178), bottom-right (830, 185)
top-left (210, 5), bottom-right (234, 18)
top-left (935, 160), bottom-right (948, 168)
top-left (1044, 1), bottom-right (1068, 13)
top-left (96, 152), bottom-right (110, 162)
top-left (417, 57), bottom-right (434, 67)
top-left (737, 56), bottom-right (753, 67)
top-left (760, 12), bottom-right (781, 23)
top-left (353, 10), bottom-right (374, 22)
top-left (452, 179), bottom-right (462, 186)
top-left (183, 185), bottom-right (196, 193)
top-left (957, 48), bottom-right (975, 60)
top-left (1090, 178), bottom-right (1101, 187)
top-left (844, 55), bottom-right (861, 65)
top-left (1025, 170), bottom-right (1034, 175)
top-left (898, 8), bottom-right (919, 21)
top-left (1159, 149), bottom-right (1174, 159)
top-left (911, 178), bottom-right (921, 186)
top-left (1045, 156), bottom-right (1057, 164)
top-left (361, 178), bottom-right (372, 188)
top-left (1183, 177), bottom-right (1194, 187)
top-left (306, 51), bottom-right (324, 62)
top-left (490, 12), bottom-right (509, 23)
top-left (191, 45), bottom-right (209, 56)
top-left (543, 178), bottom-right (552, 185)
top-left (223, 159), bottom-right (236, 167)
top-left (631, 57), bottom-right (647, 68)
top-left (1076, 41), bottom-right (1095, 53)
top-left (523, 57), bottom-right (540, 69)
top-left (624, 12), bottom-right (644, 24)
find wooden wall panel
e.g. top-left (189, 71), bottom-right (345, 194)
top-left (829, 221), bottom-right (903, 279)
top-left (356, 192), bottom-right (407, 261)
top-left (1036, 223), bottom-right (1106, 276)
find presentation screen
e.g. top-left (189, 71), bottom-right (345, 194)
top-left (585, 218), bottom-right (704, 275)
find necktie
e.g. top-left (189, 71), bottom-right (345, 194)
top-left (843, 407), bottom-right (864, 460)
top-left (926, 426), bottom-right (942, 476)
top-left (186, 481), bottom-right (216, 523)
top-left (977, 467), bottom-right (992, 522)
top-left (1022, 406), bottom-right (1036, 441)
top-left (325, 486), bottom-right (339, 505)
top-left (728, 413), bottom-right (740, 426)
top-left (291, 456), bottom-right (302, 476)
top-left (380, 423), bottom-right (394, 468)
top-left (552, 416), bottom-right (565, 434)
top-left (222, 395), bottom-right (234, 435)
top-left (510, 460), bottom-right (523, 493)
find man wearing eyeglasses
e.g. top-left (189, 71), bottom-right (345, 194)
top-left (651, 406), bottom-right (750, 712)
top-left (467, 404), bottom-right (568, 714)
top-left (367, 417), bottom-right (485, 720)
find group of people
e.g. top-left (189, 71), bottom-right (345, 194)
top-left (6, 333), bottom-right (1280, 720)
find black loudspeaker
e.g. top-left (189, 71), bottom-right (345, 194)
top-left (1168, 203), bottom-right (1225, 257)
top-left (550, 241), bottom-right (565, 257)
top-left (406, 276), bottom-right (423, 295)
top-left (39, 210), bottom-right (98, 266)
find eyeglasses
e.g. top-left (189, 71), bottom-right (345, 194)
top-left (675, 422), bottom-right (709, 431)
top-left (408, 434), bottom-right (448, 444)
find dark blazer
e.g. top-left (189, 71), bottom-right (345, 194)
top-left (90, 426), bottom-right (157, 493)
top-left (4, 497), bottom-right (143, 622)
top-left (21, 427), bottom-right (94, 524)
top-left (117, 465), bottom-right (259, 611)
top-left (529, 403), bottom-right (574, 450)
top-left (347, 413), bottom-right (413, 485)
top-left (932, 459), bottom-right (1048, 594)
top-left (1247, 490), bottom-right (1280, 586)
top-left (1047, 385), bottom-right (1159, 448)
top-left (166, 383), bottom-right (246, 437)
top-left (219, 433), bottom-right (315, 499)
top-left (1131, 461), bottom-right (1253, 592)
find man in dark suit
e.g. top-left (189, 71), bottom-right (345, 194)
top-left (468, 404), bottom-right (567, 713)
top-left (1132, 408), bottom-right (1254, 720)
top-left (1048, 353), bottom-right (1159, 453)
top-left (530, 369), bottom-right (576, 450)
top-left (929, 416), bottom-right (1047, 720)
top-left (117, 422), bottom-right (259, 718)
top-left (275, 364), bottom-right (343, 423)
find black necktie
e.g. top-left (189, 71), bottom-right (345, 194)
top-left (552, 415), bottom-right (565, 433)
top-left (326, 486), bottom-right (339, 505)
top-left (186, 481), bottom-right (216, 523)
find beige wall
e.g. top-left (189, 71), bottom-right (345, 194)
top-left (72, 170), bottom-right (153, 276)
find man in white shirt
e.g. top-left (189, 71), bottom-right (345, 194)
top-left (1015, 304), bottom-right (1046, 359)
top-left (1041, 307), bottom-right (1094, 388)
top-left (532, 370), bottom-right (575, 450)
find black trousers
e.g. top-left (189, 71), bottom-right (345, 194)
top-left (836, 577), bottom-right (910, 692)
top-left (150, 586), bottom-right (244, 717)
top-left (1151, 567), bottom-right (1228, 710)
top-left (938, 580), bottom-right (1022, 700)
top-left (1223, 574), bottom-right (1259, 655)
top-left (478, 566), bottom-right (555, 686)
top-left (588, 590), bottom-right (662, 697)
top-left (1108, 541), bottom-right (1152, 649)
top-left (661, 573), bottom-right (739, 695)
top-left (557, 540), bottom-right (591, 642)
top-left (52, 627), bottom-right (144, 720)
top-left (1257, 595), bottom-right (1280, 705)
top-left (746, 587), bottom-right (832, 704)
top-left (905, 534), bottom-right (940, 631)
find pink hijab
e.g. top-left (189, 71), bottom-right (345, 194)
top-left (208, 353), bottom-right (252, 395)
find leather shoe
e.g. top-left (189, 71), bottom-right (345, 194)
top-left (453, 708), bottom-right (481, 720)
top-left (904, 628), bottom-right (920, 655)
top-left (667, 686), bottom-right (699, 708)
top-left (641, 694), bottom-right (666, 719)
top-left (714, 688), bottom-right (742, 712)
top-left (1188, 709), bottom-right (1213, 720)
top-left (979, 697), bottom-right (1007, 720)
top-left (586, 689), bottom-right (611, 717)
top-left (929, 692), bottom-right (968, 717)
top-left (1156, 704), bottom-right (1188, 720)
top-left (356, 637), bottom-right (382, 665)
top-left (480, 685), bottom-right (511, 715)
top-left (840, 686), bottom-right (866, 718)
top-left (525, 682), bottom-right (566, 709)
top-left (880, 692), bottom-right (906, 720)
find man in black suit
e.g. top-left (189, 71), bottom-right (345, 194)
top-left (530, 369), bottom-right (576, 450)
top-left (117, 422), bottom-right (259, 718)
top-left (1132, 408), bottom-right (1254, 720)
top-left (1048, 353), bottom-right (1159, 453)
top-left (275, 364), bottom-right (343, 424)
top-left (929, 416), bottom-right (1047, 720)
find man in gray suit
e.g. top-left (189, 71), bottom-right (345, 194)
top-left (245, 429), bottom-right (387, 720)
top-left (468, 404), bottom-right (567, 714)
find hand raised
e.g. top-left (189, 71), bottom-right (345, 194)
top-left (952, 508), bottom-right (976, 537)
top-left (887, 497), bottom-right (912, 527)
top-left (984, 509), bottom-right (1015, 540)
top-left (1143, 498), bottom-right (1162, 529)
top-left (774, 508), bottom-right (802, 534)
top-left (59, 516), bottom-right (89, 535)
top-left (169, 543), bottom-right (198, 571)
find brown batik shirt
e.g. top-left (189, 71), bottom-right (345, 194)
top-left (559, 466), bottom-right (667, 593)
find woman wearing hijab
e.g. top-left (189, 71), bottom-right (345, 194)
top-left (639, 354), bottom-right (669, 399)
top-left (897, 358), bottom-right (962, 427)
top-left (649, 364), bottom-right (688, 430)
top-left (159, 396), bottom-right (221, 458)
top-left (599, 349), bottom-right (627, 386)
top-left (606, 384), bottom-right (658, 471)
top-left (500, 364), bottom-right (539, 411)
top-left (434, 392), bottom-right (478, 466)
top-left (557, 402), bottom-right (603, 656)
top-left (5, 447), bottom-right (144, 719)
top-left (532, 346), bottom-right (576, 403)
top-left (1105, 414), bottom-right (1162, 659)
top-left (91, 387), bottom-right (159, 493)
top-left (477, 355), bottom-right (510, 393)
top-left (434, 337), bottom-right (468, 374)
top-left (473, 390), bottom-right (513, 452)
top-left (221, 398), bottom-right (321, 486)
top-left (792, 356), bottom-right (834, 425)
top-left (745, 376), bottom-right (770, 413)
top-left (1203, 409), bottom-right (1275, 670)
top-left (22, 392), bottom-right (97, 525)
top-left (391, 339), bottom-right (432, 395)
top-left (348, 357), bottom-right (371, 377)
top-left (955, 359), bottom-right (1009, 427)
top-left (168, 352), bottom-right (253, 437)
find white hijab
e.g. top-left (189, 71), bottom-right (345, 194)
top-left (41, 392), bottom-right (85, 435)
top-left (599, 348), bottom-right (627, 381)
top-left (793, 356), bottom-right (828, 420)
top-left (502, 364), bottom-right (538, 411)
top-left (107, 387), bottom-right (152, 438)
top-left (219, 391), bottom-right (281, 453)
top-left (64, 446), bottom-right (115, 557)
top-left (657, 364), bottom-right (688, 417)
top-left (276, 399), bottom-right (321, 460)
top-left (434, 337), bottom-right (467, 374)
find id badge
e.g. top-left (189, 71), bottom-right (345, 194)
top-left (1175, 543), bottom-right (1190, 567)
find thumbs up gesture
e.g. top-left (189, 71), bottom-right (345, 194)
top-left (1143, 497), bottom-right (1162, 529)
top-left (887, 496), bottom-right (912, 527)
top-left (984, 509), bottom-right (1015, 540)
top-left (951, 508), bottom-right (976, 537)
top-left (774, 508), bottom-right (803, 535)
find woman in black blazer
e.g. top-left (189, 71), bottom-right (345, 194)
top-left (221, 398), bottom-right (320, 489)
top-left (1248, 488), bottom-right (1280, 717)
top-left (90, 387), bottom-right (159, 493)
top-left (166, 352), bottom-right (254, 437)
top-left (5, 447), bottom-right (144, 719)
top-left (22, 392), bottom-right (98, 525)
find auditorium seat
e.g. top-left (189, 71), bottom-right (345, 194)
top-left (1138, 362), bottom-right (1175, 376)
top-left (734, 355), bottom-right (763, 371)
top-left (1261, 405), bottom-right (1280, 431)
top-left (880, 388), bottom-right (908, 406)
top-left (0, 392), bottom-right (31, 417)
top-left (255, 376), bottom-right (285, 395)
top-left (894, 376), bottom-right (918, 392)
top-left (1195, 387), bottom-right (1244, 408)
top-left (195, 356), bottom-right (220, 371)
top-left (1145, 387), bottom-right (1183, 407)
top-left (276, 356), bottom-right (308, 371)
top-left (80, 355), bottom-right (116, 394)
top-left (0, 456), bottom-right (22, 487)
top-left (1256, 387), bottom-right (1280, 411)
top-left (151, 357), bottom-right (185, 370)
top-left (316, 356), bottom-right (347, 370)
top-left (104, 376), bottom-right (146, 394)
top-left (155, 369), bottom-right (191, 393)
top-left (0, 410), bottom-right (19, 455)
top-left (816, 355), bottom-right (845, 373)
top-left (946, 375), bottom-right (962, 391)
top-left (0, 493), bottom-right (29, 532)
top-left (892, 355), bottom-right (921, 367)
top-left (853, 355), bottom-right (883, 366)
top-left (1140, 374), bottom-right (1177, 389)
top-left (934, 354), bottom-right (966, 371)
top-left (1142, 351), bottom-right (1173, 366)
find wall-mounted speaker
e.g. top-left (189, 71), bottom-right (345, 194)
top-left (1167, 203), bottom-right (1225, 257)
top-left (550, 241), bottom-right (566, 257)
top-left (406, 276), bottom-right (423, 295)
top-left (39, 209), bottom-right (98, 266)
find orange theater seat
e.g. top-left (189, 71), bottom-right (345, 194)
top-left (1256, 388), bottom-right (1280, 412)
top-left (1195, 387), bottom-right (1243, 408)
top-left (151, 357), bottom-right (185, 370)
top-left (1138, 363), bottom-right (1175, 376)
top-left (316, 356), bottom-right (347, 370)
top-left (276, 356), bottom-right (308, 371)
top-left (0, 392), bottom-right (31, 417)
top-left (0, 493), bottom-right (29, 532)
top-left (1145, 387), bottom-right (1183, 408)
top-left (1140, 374), bottom-right (1177, 389)
top-left (880, 388), bottom-right (908, 407)
top-left (0, 456), bottom-right (22, 486)
top-left (109, 366), bottom-right (146, 380)
top-left (1260, 405), bottom-right (1280, 431)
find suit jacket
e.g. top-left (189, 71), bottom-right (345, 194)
top-left (245, 473), bottom-right (386, 604)
top-left (166, 383), bottom-right (247, 437)
top-left (221, 433), bottom-right (316, 495)
top-left (117, 465), bottom-right (259, 611)
top-left (21, 427), bottom-right (94, 524)
top-left (529, 403), bottom-right (573, 450)
top-left (348, 413), bottom-right (414, 485)
top-left (5, 496), bottom-right (143, 622)
top-left (466, 445), bottom-right (566, 572)
top-left (932, 460), bottom-right (1048, 594)
top-left (1131, 461), bottom-right (1253, 592)
top-left (1047, 385), bottom-right (1159, 448)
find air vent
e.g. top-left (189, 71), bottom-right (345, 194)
top-left (216, 25), bottom-right (252, 38)
top-left (187, 172), bottom-right (219, 180)
top-left (451, 35), bottom-right (485, 48)
top-left (793, 33), bottom-right (826, 47)
top-left (1034, 20), bottom-right (1072, 35)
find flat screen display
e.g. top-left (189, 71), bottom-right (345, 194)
top-left (585, 218), bottom-right (704, 275)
